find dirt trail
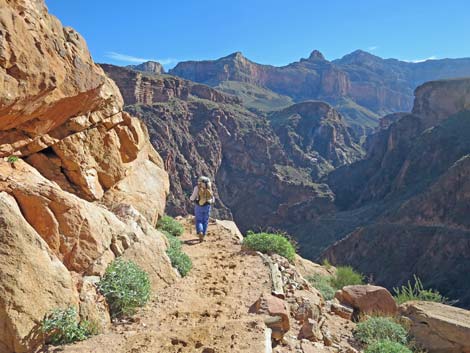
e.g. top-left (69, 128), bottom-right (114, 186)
top-left (50, 219), bottom-right (272, 353)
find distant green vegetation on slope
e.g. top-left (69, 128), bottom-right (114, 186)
top-left (216, 80), bottom-right (293, 112)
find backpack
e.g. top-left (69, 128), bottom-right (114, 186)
top-left (197, 178), bottom-right (213, 206)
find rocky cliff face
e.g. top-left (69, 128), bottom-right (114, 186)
top-left (101, 65), bottom-right (360, 232)
top-left (127, 60), bottom-right (165, 75)
top-left (269, 101), bottom-right (364, 179)
top-left (0, 1), bottom-right (175, 351)
top-left (169, 50), bottom-right (470, 133)
top-left (317, 78), bottom-right (470, 308)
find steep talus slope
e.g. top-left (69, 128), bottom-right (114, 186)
top-left (318, 79), bottom-right (470, 308)
top-left (169, 50), bottom-right (470, 133)
top-left (102, 65), bottom-right (365, 232)
top-left (0, 1), bottom-right (175, 351)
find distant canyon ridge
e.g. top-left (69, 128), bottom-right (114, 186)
top-left (165, 50), bottom-right (470, 134)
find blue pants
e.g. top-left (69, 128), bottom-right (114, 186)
top-left (195, 204), bottom-right (211, 236)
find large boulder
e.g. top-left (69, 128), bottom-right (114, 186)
top-left (0, 0), bottom-right (121, 156)
top-left (335, 285), bottom-right (397, 317)
top-left (0, 160), bottom-right (128, 273)
top-left (400, 301), bottom-right (470, 353)
top-left (0, 192), bottom-right (79, 353)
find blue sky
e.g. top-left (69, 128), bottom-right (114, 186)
top-left (46, 0), bottom-right (470, 69)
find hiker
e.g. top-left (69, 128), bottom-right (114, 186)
top-left (190, 176), bottom-right (214, 241)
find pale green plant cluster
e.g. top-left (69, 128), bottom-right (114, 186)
top-left (41, 307), bottom-right (96, 345)
top-left (156, 215), bottom-right (192, 276)
top-left (243, 231), bottom-right (296, 262)
top-left (307, 265), bottom-right (364, 300)
top-left (163, 231), bottom-right (192, 276)
top-left (393, 275), bottom-right (449, 305)
top-left (98, 259), bottom-right (151, 318)
top-left (157, 215), bottom-right (184, 237)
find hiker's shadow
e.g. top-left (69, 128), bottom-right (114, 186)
top-left (183, 238), bottom-right (201, 246)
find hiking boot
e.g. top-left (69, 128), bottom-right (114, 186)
top-left (198, 232), bottom-right (204, 242)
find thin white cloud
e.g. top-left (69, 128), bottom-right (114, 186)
top-left (403, 56), bottom-right (438, 63)
top-left (368, 46), bottom-right (379, 51)
top-left (105, 51), bottom-right (176, 65)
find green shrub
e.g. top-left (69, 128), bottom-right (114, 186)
top-left (98, 259), bottom-right (150, 318)
top-left (354, 317), bottom-right (408, 345)
top-left (243, 231), bottom-right (296, 262)
top-left (42, 307), bottom-right (95, 345)
top-left (157, 215), bottom-right (184, 237)
top-left (394, 275), bottom-right (448, 305)
top-left (307, 273), bottom-right (335, 300)
top-left (164, 231), bottom-right (192, 277)
top-left (365, 339), bottom-right (412, 353)
top-left (7, 155), bottom-right (19, 163)
top-left (330, 266), bottom-right (364, 289)
top-left (322, 258), bottom-right (332, 270)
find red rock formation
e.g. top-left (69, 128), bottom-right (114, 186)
top-left (170, 49), bottom-right (470, 132)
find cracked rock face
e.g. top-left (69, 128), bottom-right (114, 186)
top-left (0, 1), bottom-right (174, 351)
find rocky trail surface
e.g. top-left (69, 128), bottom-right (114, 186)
top-left (43, 219), bottom-right (273, 353)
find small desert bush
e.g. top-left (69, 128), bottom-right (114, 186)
top-left (307, 273), bottom-right (336, 300)
top-left (7, 155), bottom-right (19, 163)
top-left (393, 275), bottom-right (448, 305)
top-left (354, 316), bottom-right (408, 345)
top-left (98, 259), bottom-right (150, 318)
top-left (157, 215), bottom-right (184, 237)
top-left (42, 307), bottom-right (96, 345)
top-left (164, 231), bottom-right (192, 277)
top-left (322, 258), bottom-right (333, 270)
top-left (330, 266), bottom-right (364, 289)
top-left (243, 231), bottom-right (296, 262)
top-left (365, 339), bottom-right (412, 353)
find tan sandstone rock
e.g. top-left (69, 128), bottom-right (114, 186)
top-left (294, 255), bottom-right (335, 278)
top-left (330, 301), bottom-right (354, 321)
top-left (0, 192), bottom-right (79, 353)
top-left (0, 0), bottom-right (174, 351)
top-left (335, 285), bottom-right (397, 316)
top-left (400, 301), bottom-right (470, 353)
top-left (249, 293), bottom-right (290, 341)
top-left (77, 276), bottom-right (111, 333)
top-left (0, 160), bottom-right (128, 273)
top-left (0, 0), bottom-right (122, 156)
top-left (121, 231), bottom-right (178, 291)
top-left (0, 0), bottom-right (169, 225)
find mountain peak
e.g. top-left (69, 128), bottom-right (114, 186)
top-left (225, 51), bottom-right (245, 60)
top-left (308, 50), bottom-right (326, 61)
top-left (335, 49), bottom-right (382, 65)
top-left (127, 61), bottom-right (165, 74)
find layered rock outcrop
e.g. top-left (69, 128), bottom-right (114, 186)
top-left (0, 1), bottom-right (175, 351)
top-left (400, 301), bottom-right (470, 353)
top-left (169, 50), bottom-right (470, 132)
